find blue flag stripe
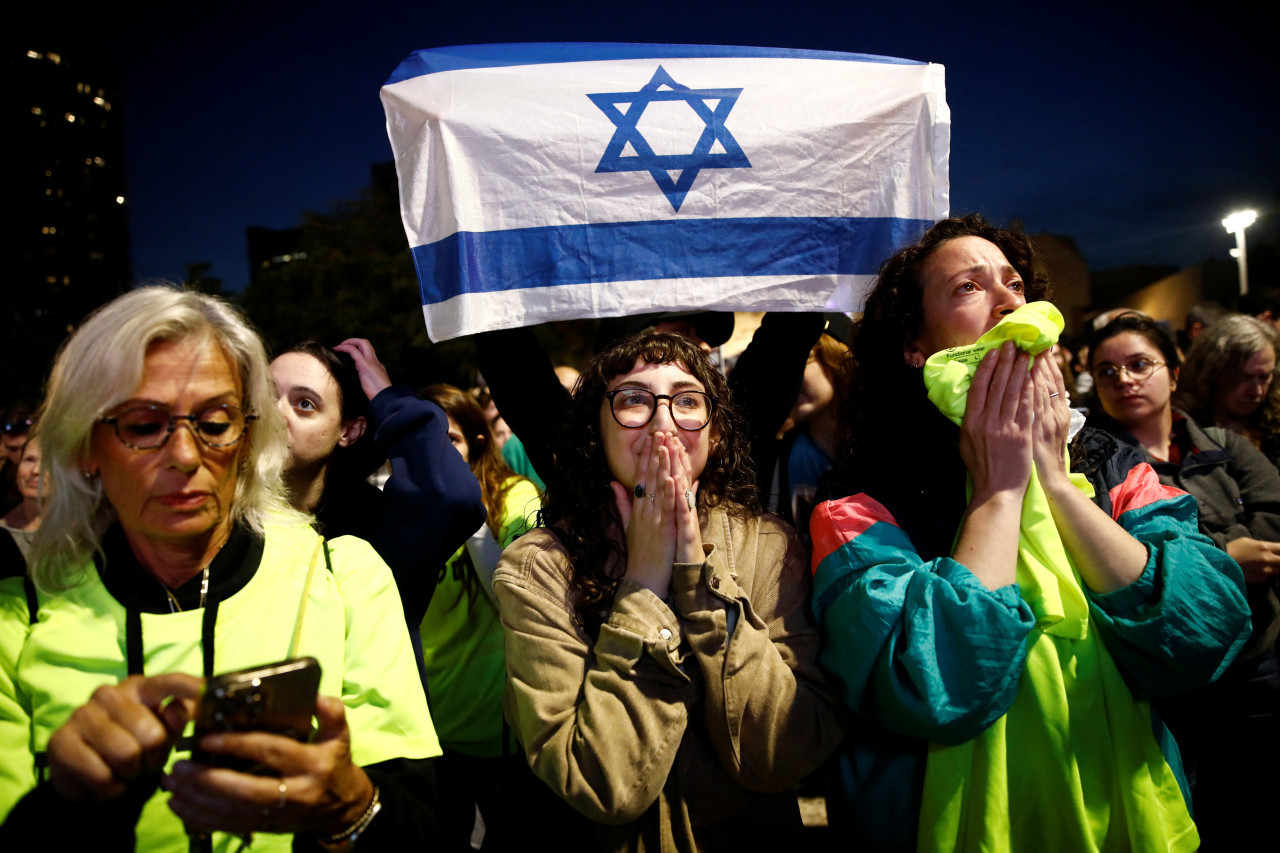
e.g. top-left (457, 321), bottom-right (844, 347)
top-left (386, 42), bottom-right (923, 85)
top-left (411, 216), bottom-right (930, 305)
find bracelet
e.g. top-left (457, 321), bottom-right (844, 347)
top-left (322, 785), bottom-right (382, 846)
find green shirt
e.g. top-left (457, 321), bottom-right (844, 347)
top-left (421, 477), bottom-right (541, 755)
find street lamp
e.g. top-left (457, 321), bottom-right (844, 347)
top-left (1222, 209), bottom-right (1257, 296)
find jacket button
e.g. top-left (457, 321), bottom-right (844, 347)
top-left (659, 628), bottom-right (672, 641)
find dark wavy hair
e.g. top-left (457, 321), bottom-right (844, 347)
top-left (848, 215), bottom-right (1049, 452)
top-left (842, 215), bottom-right (1050, 557)
top-left (542, 331), bottom-right (759, 626)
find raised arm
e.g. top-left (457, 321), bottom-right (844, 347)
top-left (810, 343), bottom-right (1041, 744)
top-left (474, 327), bottom-right (571, 479)
top-left (1077, 441), bottom-right (1252, 696)
top-left (728, 312), bottom-right (826, 485)
top-left (334, 338), bottom-right (486, 620)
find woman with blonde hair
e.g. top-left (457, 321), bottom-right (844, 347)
top-left (0, 433), bottom-right (45, 565)
top-left (0, 286), bottom-right (440, 850)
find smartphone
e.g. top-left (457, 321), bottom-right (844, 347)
top-left (191, 656), bottom-right (322, 773)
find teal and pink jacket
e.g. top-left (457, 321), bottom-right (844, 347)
top-left (809, 428), bottom-right (1251, 851)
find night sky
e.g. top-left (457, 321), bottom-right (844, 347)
top-left (50, 1), bottom-right (1279, 293)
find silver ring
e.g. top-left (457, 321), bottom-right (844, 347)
top-left (633, 483), bottom-right (645, 499)
top-left (685, 489), bottom-right (694, 509)
top-left (648, 494), bottom-right (655, 504)
top-left (1049, 392), bottom-right (1060, 398)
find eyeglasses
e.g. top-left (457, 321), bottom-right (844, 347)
top-left (1094, 358), bottom-right (1166, 385)
top-left (98, 404), bottom-right (257, 450)
top-left (604, 388), bottom-right (716, 431)
top-left (2, 419), bottom-right (31, 436)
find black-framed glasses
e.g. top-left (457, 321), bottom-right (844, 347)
top-left (1094, 358), bottom-right (1166, 385)
top-left (98, 404), bottom-right (257, 450)
top-left (2, 419), bottom-right (31, 436)
top-left (604, 388), bottom-right (716, 431)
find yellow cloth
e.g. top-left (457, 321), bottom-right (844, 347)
top-left (918, 303), bottom-right (1197, 853)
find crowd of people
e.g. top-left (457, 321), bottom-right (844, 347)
top-left (0, 214), bottom-right (1273, 851)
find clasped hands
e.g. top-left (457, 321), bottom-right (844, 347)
top-left (960, 341), bottom-right (1074, 501)
top-left (609, 431), bottom-right (704, 597)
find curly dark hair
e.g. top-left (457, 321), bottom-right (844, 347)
top-left (841, 215), bottom-right (1051, 558)
top-left (855, 215), bottom-right (1047, 389)
top-left (542, 331), bottom-right (759, 627)
top-left (848, 215), bottom-right (1049, 452)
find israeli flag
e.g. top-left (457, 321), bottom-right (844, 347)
top-left (382, 43), bottom-right (949, 342)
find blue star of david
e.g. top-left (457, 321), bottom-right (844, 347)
top-left (588, 66), bottom-right (750, 212)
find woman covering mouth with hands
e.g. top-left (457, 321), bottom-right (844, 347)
top-left (809, 215), bottom-right (1251, 852)
top-left (491, 331), bottom-right (843, 853)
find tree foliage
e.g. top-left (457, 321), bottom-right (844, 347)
top-left (237, 179), bottom-right (477, 390)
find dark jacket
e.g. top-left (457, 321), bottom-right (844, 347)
top-left (315, 386), bottom-right (486, 683)
top-left (1089, 409), bottom-right (1280, 656)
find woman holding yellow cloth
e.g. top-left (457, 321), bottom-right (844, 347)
top-left (810, 215), bottom-right (1251, 852)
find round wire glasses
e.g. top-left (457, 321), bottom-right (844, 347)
top-left (1093, 358), bottom-right (1166, 386)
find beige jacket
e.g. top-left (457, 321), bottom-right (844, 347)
top-left (493, 508), bottom-right (844, 853)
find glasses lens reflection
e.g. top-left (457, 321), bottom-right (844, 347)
top-left (609, 389), bottom-right (712, 430)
